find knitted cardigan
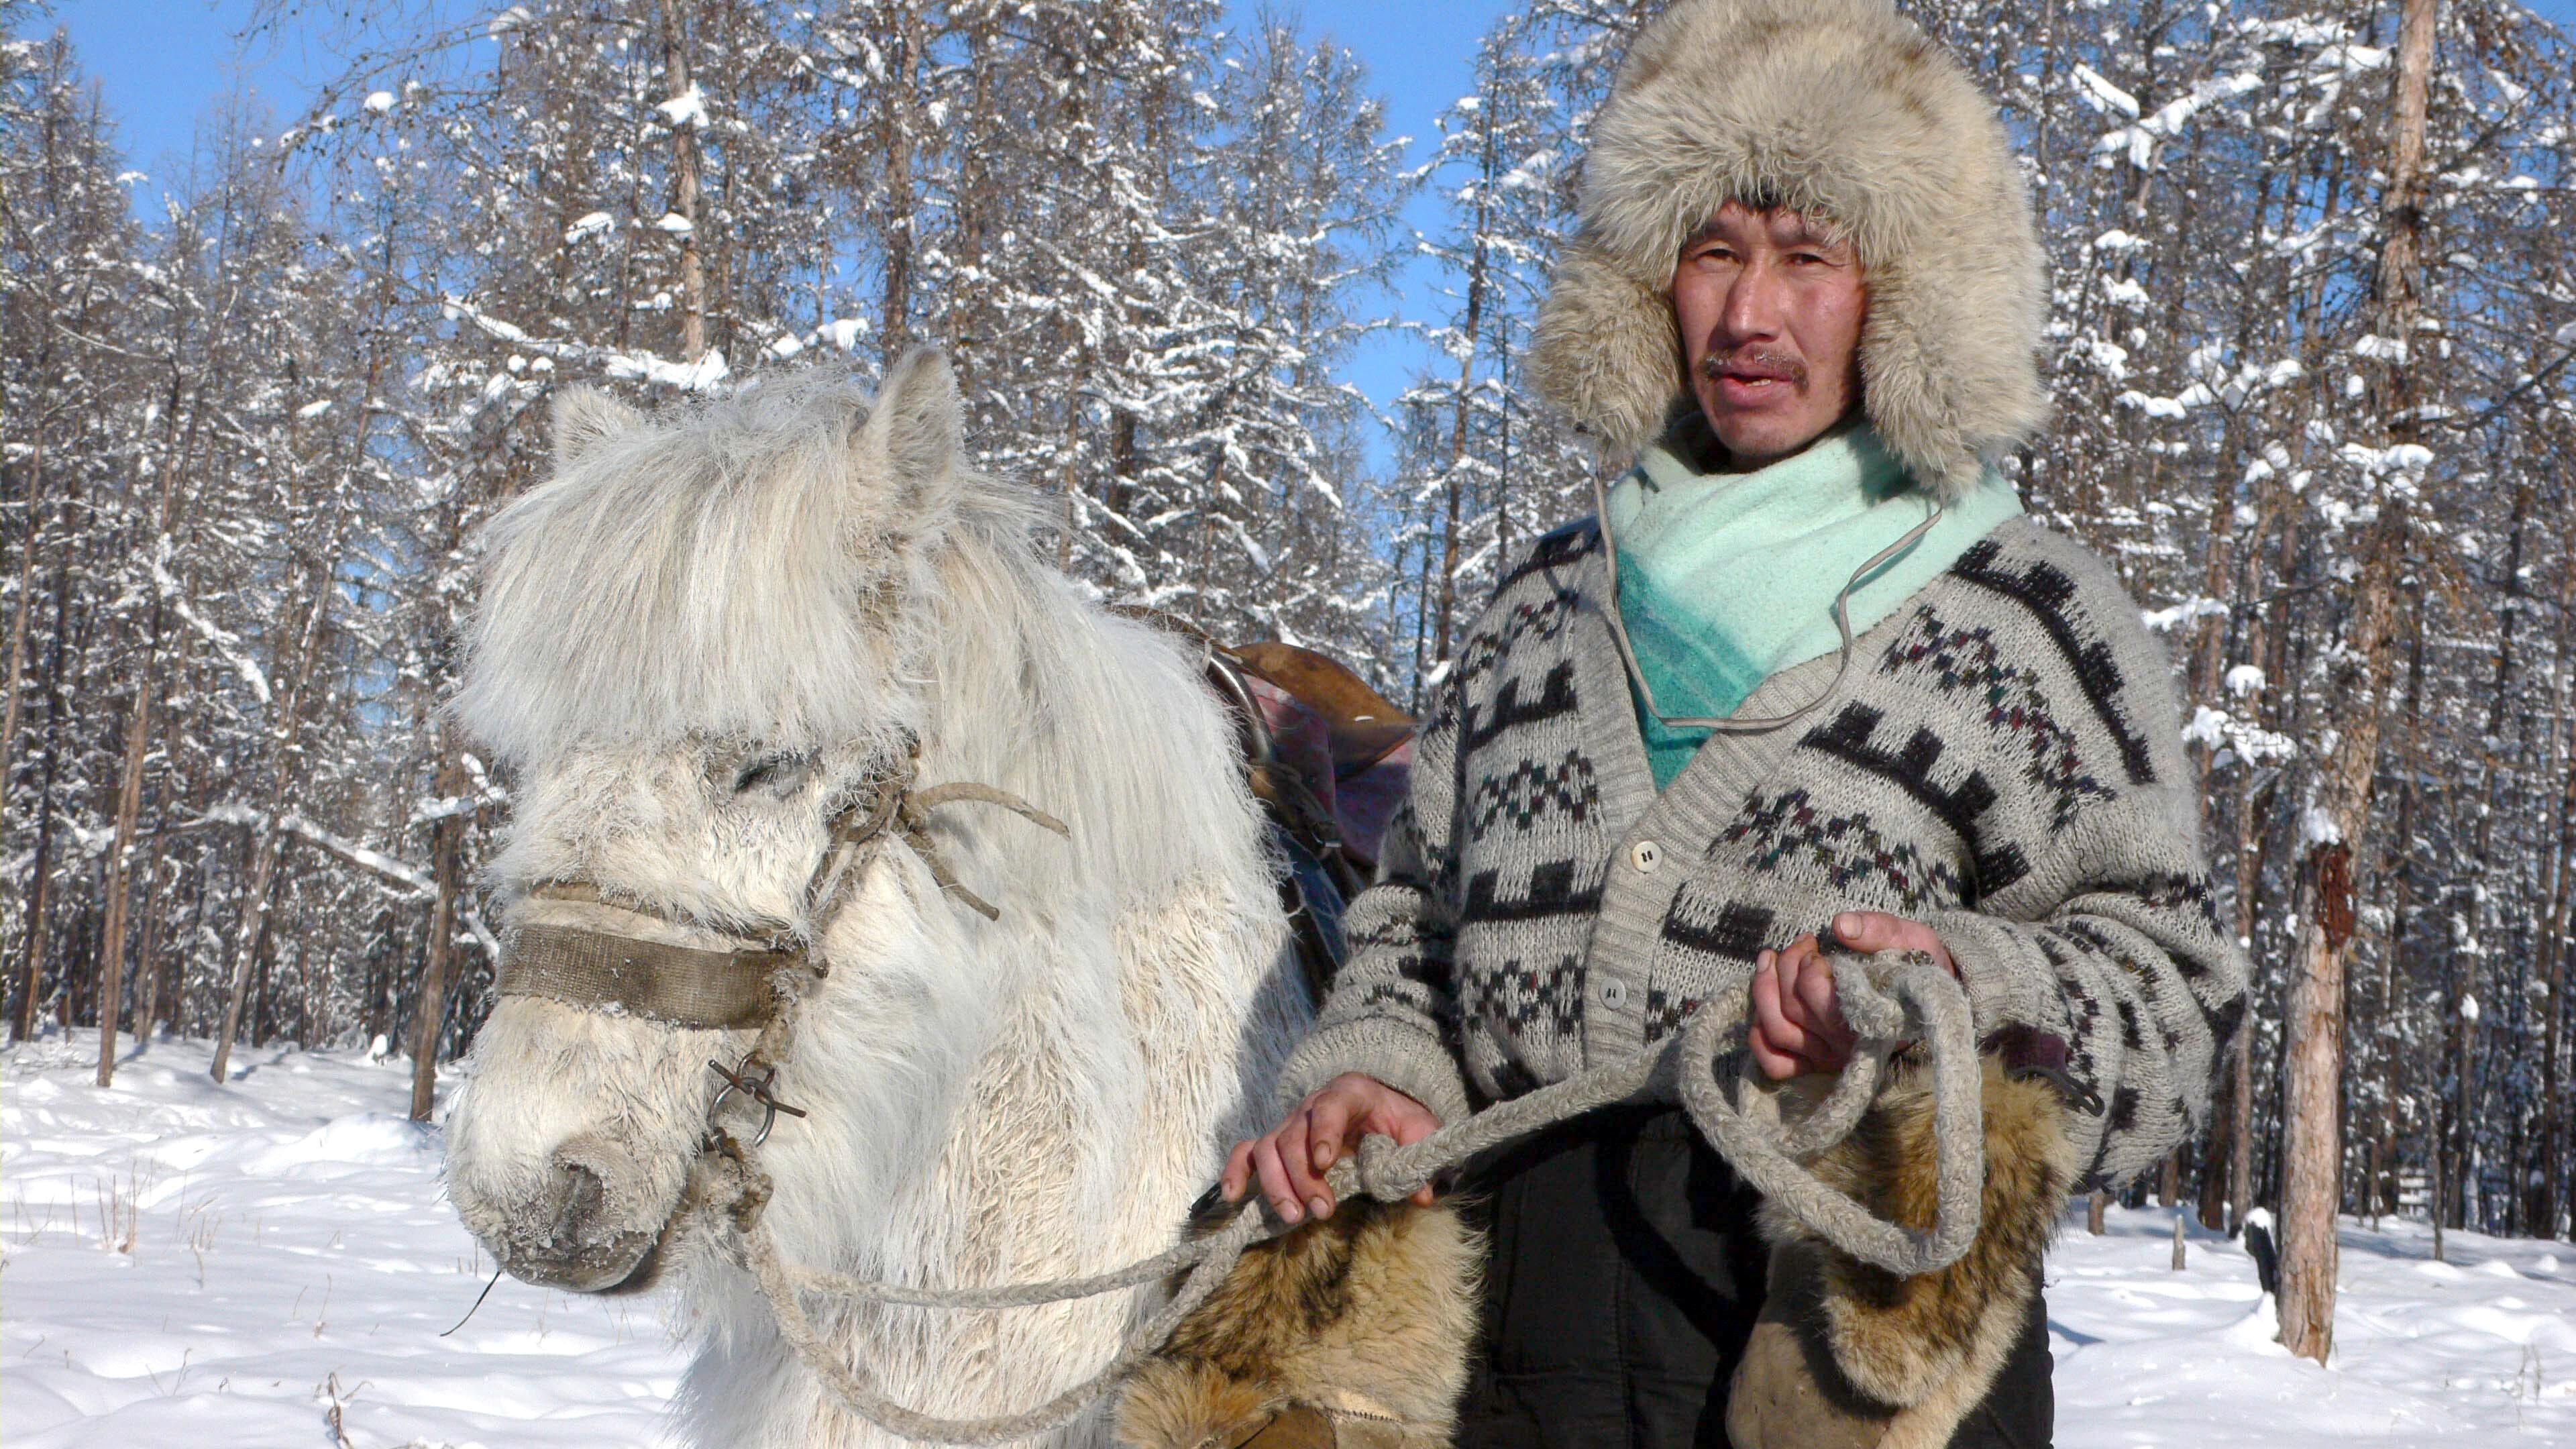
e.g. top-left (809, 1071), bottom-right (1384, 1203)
top-left (1280, 514), bottom-right (2250, 1189)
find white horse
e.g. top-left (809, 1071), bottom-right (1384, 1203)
top-left (440, 354), bottom-right (1320, 1446)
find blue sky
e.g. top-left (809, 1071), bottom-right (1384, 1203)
top-left (38, 0), bottom-right (2576, 452)
top-left (43, 0), bottom-right (1514, 442)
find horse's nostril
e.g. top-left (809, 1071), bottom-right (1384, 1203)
top-left (548, 1152), bottom-right (608, 1244)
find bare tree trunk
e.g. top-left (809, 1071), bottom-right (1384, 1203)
top-left (2200, 1044), bottom-right (2234, 1230)
top-left (209, 536), bottom-right (344, 1083)
top-left (13, 555), bottom-right (72, 1043)
top-left (17, 800), bottom-right (55, 1040)
top-left (410, 747), bottom-right (467, 1122)
top-left (1432, 99), bottom-right (1498, 669)
top-left (130, 838), bottom-right (166, 1051)
top-left (211, 823), bottom-right (294, 1082)
top-left (94, 682), bottom-right (152, 1086)
top-left (2226, 765), bottom-right (2269, 1236)
top-left (657, 0), bottom-right (708, 364)
top-left (878, 0), bottom-right (919, 356)
top-left (2278, 0), bottom-right (2436, 1366)
top-left (2538, 555), bottom-right (2576, 1239)
top-left (97, 397), bottom-right (193, 1087)
top-left (0, 433), bottom-right (40, 824)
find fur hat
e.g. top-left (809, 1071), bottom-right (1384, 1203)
top-left (1529, 0), bottom-right (2049, 500)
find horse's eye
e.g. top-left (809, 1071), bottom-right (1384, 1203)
top-left (734, 752), bottom-right (808, 794)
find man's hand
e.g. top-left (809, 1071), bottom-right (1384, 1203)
top-left (1749, 911), bottom-right (1957, 1081)
top-left (1221, 1074), bottom-right (1442, 1224)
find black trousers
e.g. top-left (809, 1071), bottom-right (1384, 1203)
top-left (1455, 1105), bottom-right (2054, 1449)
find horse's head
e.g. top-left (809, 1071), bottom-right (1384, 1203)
top-left (441, 352), bottom-right (1006, 1293)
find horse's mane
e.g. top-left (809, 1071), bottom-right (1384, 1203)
top-left (455, 364), bottom-right (1260, 902)
top-left (455, 369), bottom-right (1044, 767)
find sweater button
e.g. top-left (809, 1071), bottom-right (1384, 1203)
top-left (1630, 840), bottom-right (1664, 873)
top-left (1599, 979), bottom-right (1629, 1010)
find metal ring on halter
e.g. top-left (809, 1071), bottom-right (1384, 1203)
top-left (708, 1055), bottom-right (806, 1147)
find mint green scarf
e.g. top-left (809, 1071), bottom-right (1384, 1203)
top-left (1609, 422), bottom-right (2025, 789)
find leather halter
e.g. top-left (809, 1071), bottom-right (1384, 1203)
top-left (492, 744), bottom-right (1066, 1032)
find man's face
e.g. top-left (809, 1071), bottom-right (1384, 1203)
top-left (1670, 201), bottom-right (1866, 468)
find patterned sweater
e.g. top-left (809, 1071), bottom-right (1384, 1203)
top-left (1280, 516), bottom-right (2249, 1189)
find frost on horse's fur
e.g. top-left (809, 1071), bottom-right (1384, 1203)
top-left (441, 353), bottom-right (1311, 1446)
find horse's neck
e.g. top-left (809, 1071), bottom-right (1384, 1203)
top-left (914, 541), bottom-right (1248, 906)
top-left (858, 541), bottom-right (1289, 1252)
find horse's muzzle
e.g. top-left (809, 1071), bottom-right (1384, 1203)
top-left (482, 1133), bottom-right (677, 1295)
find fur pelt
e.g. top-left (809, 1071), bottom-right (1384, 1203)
top-left (1118, 1201), bottom-right (1482, 1449)
top-left (1727, 1055), bottom-right (2079, 1449)
top-left (1527, 0), bottom-right (2049, 498)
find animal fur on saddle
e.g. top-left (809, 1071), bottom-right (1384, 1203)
top-left (1118, 1199), bottom-right (1481, 1449)
top-left (1727, 1041), bottom-right (2084, 1449)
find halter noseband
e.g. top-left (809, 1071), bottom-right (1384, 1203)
top-left (491, 743), bottom-right (1068, 1036)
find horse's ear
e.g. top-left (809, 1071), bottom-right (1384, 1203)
top-left (551, 385), bottom-right (639, 464)
top-left (863, 347), bottom-right (963, 484)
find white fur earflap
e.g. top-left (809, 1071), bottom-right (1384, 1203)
top-left (1529, 0), bottom-right (2048, 499)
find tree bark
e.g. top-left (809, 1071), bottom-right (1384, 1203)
top-left (2277, 0), bottom-right (2437, 1366)
top-left (410, 747), bottom-right (468, 1122)
top-left (94, 683), bottom-right (152, 1086)
top-left (2537, 553), bottom-right (2576, 1239)
top-left (208, 539), bottom-right (343, 1083)
top-left (13, 551), bottom-right (73, 1043)
top-left (1432, 93), bottom-right (1499, 669)
top-left (97, 394), bottom-right (194, 1087)
top-left (657, 0), bottom-right (708, 364)
top-left (0, 431), bottom-right (41, 830)
top-left (878, 0), bottom-right (919, 356)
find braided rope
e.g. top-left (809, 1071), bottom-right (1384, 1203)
top-left (710, 945), bottom-right (1988, 1444)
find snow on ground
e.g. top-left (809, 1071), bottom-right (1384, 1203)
top-left (2, 1034), bottom-right (686, 1448)
top-left (5, 1032), bottom-right (2573, 1446)
top-left (2049, 1205), bottom-right (2575, 1446)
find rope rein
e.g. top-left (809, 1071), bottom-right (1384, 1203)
top-left (504, 738), bottom-right (1992, 1444)
top-left (700, 920), bottom-right (1988, 1445)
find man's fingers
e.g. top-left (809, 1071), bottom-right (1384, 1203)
top-left (1276, 1112), bottom-right (1331, 1216)
top-left (1792, 958), bottom-right (1849, 1041)
top-left (1833, 910), bottom-right (1958, 977)
top-left (1250, 1134), bottom-right (1301, 1224)
top-left (1750, 1033), bottom-right (1804, 1081)
top-left (1221, 1138), bottom-right (1254, 1202)
top-left (1307, 1093), bottom-right (1354, 1173)
top-left (1833, 910), bottom-right (1924, 954)
top-left (1371, 1088), bottom-right (1442, 1148)
top-left (1751, 960), bottom-right (1813, 1066)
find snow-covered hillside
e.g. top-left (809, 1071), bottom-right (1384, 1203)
top-left (5, 1034), bottom-right (2571, 1447)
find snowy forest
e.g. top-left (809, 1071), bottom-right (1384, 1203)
top-left (5, 0), bottom-right (2574, 1316)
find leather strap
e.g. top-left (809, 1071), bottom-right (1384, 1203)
top-left (495, 921), bottom-right (790, 1030)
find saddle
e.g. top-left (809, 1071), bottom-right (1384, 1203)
top-left (1108, 612), bottom-right (1416, 998)
top-left (1207, 641), bottom-right (1413, 992)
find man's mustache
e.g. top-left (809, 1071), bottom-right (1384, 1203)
top-left (1698, 349), bottom-right (1809, 388)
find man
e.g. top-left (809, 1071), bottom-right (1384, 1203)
top-left (1222, 0), bottom-right (2247, 1444)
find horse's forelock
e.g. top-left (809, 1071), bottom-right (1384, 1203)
top-left (456, 368), bottom-right (1016, 765)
